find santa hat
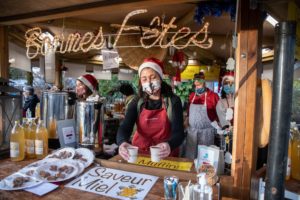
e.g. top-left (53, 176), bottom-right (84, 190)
top-left (222, 71), bottom-right (235, 85)
top-left (219, 57), bottom-right (235, 89)
top-left (77, 74), bottom-right (98, 92)
top-left (138, 57), bottom-right (164, 79)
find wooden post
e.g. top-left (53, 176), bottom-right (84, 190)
top-left (231, 0), bottom-right (263, 194)
top-left (0, 26), bottom-right (9, 79)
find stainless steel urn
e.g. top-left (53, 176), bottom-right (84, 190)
top-left (41, 91), bottom-right (75, 138)
top-left (76, 101), bottom-right (104, 149)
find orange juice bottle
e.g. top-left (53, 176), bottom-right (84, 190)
top-left (25, 121), bottom-right (36, 159)
top-left (291, 125), bottom-right (300, 180)
top-left (10, 121), bottom-right (25, 161)
top-left (35, 103), bottom-right (40, 119)
top-left (23, 119), bottom-right (30, 158)
top-left (35, 120), bottom-right (48, 159)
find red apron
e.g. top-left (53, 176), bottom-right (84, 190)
top-left (132, 101), bottom-right (179, 156)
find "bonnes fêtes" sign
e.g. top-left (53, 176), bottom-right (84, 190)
top-left (25, 9), bottom-right (213, 59)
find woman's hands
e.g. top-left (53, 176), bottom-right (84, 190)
top-left (118, 142), bottom-right (133, 161)
top-left (118, 142), bottom-right (171, 161)
top-left (155, 142), bottom-right (171, 159)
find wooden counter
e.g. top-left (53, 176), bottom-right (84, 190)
top-left (0, 156), bottom-right (221, 200)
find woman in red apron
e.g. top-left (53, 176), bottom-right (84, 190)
top-left (117, 58), bottom-right (185, 161)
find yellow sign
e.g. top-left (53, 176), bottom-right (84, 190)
top-left (135, 156), bottom-right (193, 171)
top-left (181, 65), bottom-right (220, 81)
top-left (181, 64), bottom-right (201, 80)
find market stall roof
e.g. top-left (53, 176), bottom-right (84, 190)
top-left (0, 0), bottom-right (295, 69)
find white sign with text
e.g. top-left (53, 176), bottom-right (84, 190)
top-left (62, 127), bottom-right (76, 144)
top-left (66, 166), bottom-right (158, 200)
top-left (102, 49), bottom-right (119, 69)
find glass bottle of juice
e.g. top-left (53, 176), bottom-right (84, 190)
top-left (25, 121), bottom-right (36, 159)
top-left (10, 121), bottom-right (25, 161)
top-left (291, 125), bottom-right (300, 181)
top-left (35, 120), bottom-right (48, 159)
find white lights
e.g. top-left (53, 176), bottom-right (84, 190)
top-left (25, 9), bottom-right (213, 59)
top-left (266, 14), bottom-right (278, 27)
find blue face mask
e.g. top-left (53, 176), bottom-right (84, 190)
top-left (223, 85), bottom-right (235, 94)
top-left (195, 87), bottom-right (205, 94)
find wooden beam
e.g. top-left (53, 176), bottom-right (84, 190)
top-left (0, 26), bottom-right (9, 79)
top-left (0, 0), bottom-right (201, 25)
top-left (231, 0), bottom-right (263, 194)
top-left (176, 7), bottom-right (195, 27)
top-left (264, 1), bottom-right (289, 21)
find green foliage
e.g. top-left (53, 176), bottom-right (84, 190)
top-left (174, 80), bottom-right (194, 104)
top-left (98, 74), bottom-right (138, 98)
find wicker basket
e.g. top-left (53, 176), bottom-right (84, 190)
top-left (117, 34), bottom-right (167, 70)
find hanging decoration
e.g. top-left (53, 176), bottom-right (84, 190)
top-left (194, 0), bottom-right (236, 24)
top-left (171, 51), bottom-right (186, 70)
top-left (218, 57), bottom-right (235, 92)
top-left (171, 50), bottom-right (188, 85)
top-left (25, 9), bottom-right (213, 59)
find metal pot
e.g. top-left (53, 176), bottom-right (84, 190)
top-left (40, 91), bottom-right (75, 138)
top-left (76, 101), bottom-right (104, 150)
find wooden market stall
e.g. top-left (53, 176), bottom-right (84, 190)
top-left (0, 0), bottom-right (299, 199)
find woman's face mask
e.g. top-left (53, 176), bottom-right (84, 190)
top-left (195, 87), bottom-right (205, 94)
top-left (223, 84), bottom-right (235, 94)
top-left (142, 80), bottom-right (161, 95)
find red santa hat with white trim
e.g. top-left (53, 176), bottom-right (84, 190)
top-left (77, 74), bottom-right (98, 92)
top-left (222, 57), bottom-right (235, 84)
top-left (138, 57), bottom-right (164, 79)
top-left (222, 71), bottom-right (235, 84)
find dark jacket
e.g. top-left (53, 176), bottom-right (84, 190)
top-left (23, 94), bottom-right (40, 117)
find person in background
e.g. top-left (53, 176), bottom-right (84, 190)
top-left (184, 72), bottom-right (219, 159)
top-left (216, 71), bottom-right (235, 174)
top-left (76, 74), bottom-right (100, 101)
top-left (119, 83), bottom-right (135, 113)
top-left (117, 57), bottom-right (185, 161)
top-left (216, 71), bottom-right (235, 129)
top-left (23, 86), bottom-right (40, 118)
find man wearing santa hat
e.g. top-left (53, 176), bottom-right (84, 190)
top-left (184, 71), bottom-right (220, 159)
top-left (76, 74), bottom-right (100, 101)
top-left (117, 57), bottom-right (185, 161)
